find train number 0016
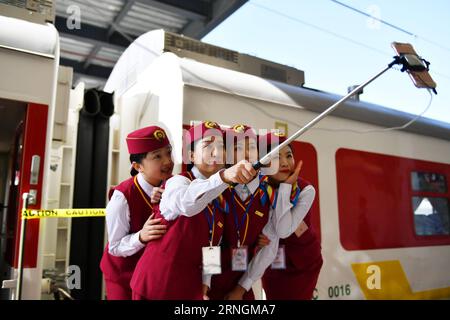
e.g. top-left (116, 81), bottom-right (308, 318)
top-left (328, 284), bottom-right (351, 298)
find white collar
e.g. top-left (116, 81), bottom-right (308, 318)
top-left (191, 166), bottom-right (207, 180)
top-left (137, 172), bottom-right (155, 197)
top-left (235, 176), bottom-right (260, 200)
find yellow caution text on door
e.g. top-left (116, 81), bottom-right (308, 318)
top-left (22, 208), bottom-right (106, 219)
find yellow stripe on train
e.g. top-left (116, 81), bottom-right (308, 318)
top-left (352, 260), bottom-right (450, 300)
top-left (22, 209), bottom-right (106, 219)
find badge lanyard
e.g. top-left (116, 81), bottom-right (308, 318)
top-left (133, 175), bottom-right (153, 211)
top-left (203, 201), bottom-right (219, 247)
top-left (202, 200), bottom-right (222, 275)
top-left (230, 188), bottom-right (255, 247)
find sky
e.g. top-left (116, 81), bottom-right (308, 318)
top-left (202, 0), bottom-right (450, 124)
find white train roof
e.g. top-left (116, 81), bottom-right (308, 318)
top-left (0, 15), bottom-right (58, 58)
top-left (179, 57), bottom-right (450, 141)
top-left (105, 30), bottom-right (450, 142)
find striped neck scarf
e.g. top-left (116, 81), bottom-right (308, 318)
top-left (260, 177), bottom-right (301, 209)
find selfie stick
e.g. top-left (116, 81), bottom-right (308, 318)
top-left (253, 54), bottom-right (434, 170)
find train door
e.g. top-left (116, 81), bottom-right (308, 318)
top-left (0, 100), bottom-right (48, 299)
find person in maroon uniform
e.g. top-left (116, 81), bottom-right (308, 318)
top-left (261, 132), bottom-right (323, 300)
top-left (207, 124), bottom-right (272, 300)
top-left (100, 126), bottom-right (173, 300)
top-left (130, 121), bottom-right (256, 300)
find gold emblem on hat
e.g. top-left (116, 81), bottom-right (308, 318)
top-left (232, 124), bottom-right (245, 133)
top-left (274, 131), bottom-right (286, 137)
top-left (153, 129), bottom-right (166, 141)
top-left (204, 121), bottom-right (219, 129)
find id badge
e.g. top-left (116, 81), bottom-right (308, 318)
top-left (202, 246), bottom-right (221, 275)
top-left (231, 246), bottom-right (248, 271)
top-left (271, 245), bottom-right (286, 270)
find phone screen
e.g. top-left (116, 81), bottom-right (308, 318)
top-left (403, 54), bottom-right (427, 71)
top-left (391, 42), bottom-right (437, 91)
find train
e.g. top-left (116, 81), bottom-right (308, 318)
top-left (0, 19), bottom-right (449, 300)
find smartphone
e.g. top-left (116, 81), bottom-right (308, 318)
top-left (391, 42), bottom-right (437, 91)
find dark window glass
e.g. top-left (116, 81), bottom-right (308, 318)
top-left (411, 172), bottom-right (447, 193)
top-left (412, 197), bottom-right (450, 236)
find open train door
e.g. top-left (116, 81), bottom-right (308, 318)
top-left (1, 103), bottom-right (48, 300)
top-left (0, 15), bottom-right (59, 299)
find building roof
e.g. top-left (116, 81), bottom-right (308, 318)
top-left (55, 0), bottom-right (247, 88)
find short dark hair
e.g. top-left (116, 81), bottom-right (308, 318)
top-left (186, 141), bottom-right (200, 172)
top-left (129, 152), bottom-right (148, 176)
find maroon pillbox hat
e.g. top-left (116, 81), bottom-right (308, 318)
top-left (226, 124), bottom-right (257, 142)
top-left (186, 121), bottom-right (224, 145)
top-left (126, 126), bottom-right (170, 154)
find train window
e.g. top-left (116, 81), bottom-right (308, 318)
top-left (412, 197), bottom-right (450, 236)
top-left (337, 148), bottom-right (450, 250)
top-left (411, 172), bottom-right (447, 193)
